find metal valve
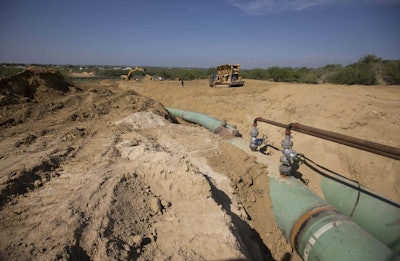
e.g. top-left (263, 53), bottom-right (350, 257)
top-left (249, 124), bottom-right (266, 151)
top-left (279, 133), bottom-right (303, 176)
top-left (250, 124), bottom-right (259, 150)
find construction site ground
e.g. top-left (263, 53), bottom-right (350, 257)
top-left (1, 69), bottom-right (399, 260)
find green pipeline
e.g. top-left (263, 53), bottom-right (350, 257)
top-left (166, 107), bottom-right (237, 133)
top-left (225, 138), bottom-right (397, 259)
top-left (166, 107), bottom-right (399, 260)
top-left (321, 175), bottom-right (400, 254)
top-left (270, 175), bottom-right (398, 260)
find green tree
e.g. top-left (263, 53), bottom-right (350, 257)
top-left (382, 60), bottom-right (400, 85)
top-left (267, 67), bottom-right (299, 82)
top-left (326, 55), bottom-right (379, 85)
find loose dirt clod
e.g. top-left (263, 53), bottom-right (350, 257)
top-left (150, 197), bottom-right (163, 213)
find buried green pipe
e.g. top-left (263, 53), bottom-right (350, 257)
top-left (166, 107), bottom-right (222, 132)
top-left (166, 107), bottom-right (238, 134)
top-left (270, 175), bottom-right (398, 261)
top-left (166, 107), bottom-right (399, 260)
top-left (320, 175), bottom-right (400, 254)
top-left (231, 138), bottom-right (398, 260)
top-left (165, 107), bottom-right (240, 136)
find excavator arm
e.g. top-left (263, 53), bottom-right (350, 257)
top-left (121, 66), bottom-right (145, 80)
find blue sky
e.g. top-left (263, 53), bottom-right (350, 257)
top-left (0, 0), bottom-right (399, 68)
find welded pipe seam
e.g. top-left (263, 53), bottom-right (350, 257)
top-left (290, 205), bottom-right (336, 248)
top-left (303, 221), bottom-right (343, 261)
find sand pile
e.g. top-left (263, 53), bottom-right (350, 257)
top-left (69, 71), bottom-right (95, 78)
top-left (0, 67), bottom-right (74, 105)
top-left (0, 75), bottom-right (275, 260)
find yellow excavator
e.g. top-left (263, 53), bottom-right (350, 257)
top-left (120, 66), bottom-right (146, 80)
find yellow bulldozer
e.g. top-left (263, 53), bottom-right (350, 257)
top-left (209, 64), bottom-right (244, 87)
top-left (120, 66), bottom-right (148, 81)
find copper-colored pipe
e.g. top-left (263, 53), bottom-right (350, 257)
top-left (254, 117), bottom-right (287, 129)
top-left (254, 117), bottom-right (400, 161)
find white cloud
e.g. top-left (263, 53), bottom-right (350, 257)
top-left (227, 0), bottom-right (334, 14)
top-left (226, 0), bottom-right (398, 15)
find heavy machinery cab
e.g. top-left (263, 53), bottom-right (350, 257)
top-left (209, 64), bottom-right (244, 87)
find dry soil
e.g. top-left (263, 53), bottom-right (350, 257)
top-left (0, 69), bottom-right (399, 260)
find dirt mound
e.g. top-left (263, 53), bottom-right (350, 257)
top-left (0, 78), bottom-right (271, 260)
top-left (1, 76), bottom-right (398, 261)
top-left (0, 67), bottom-right (74, 105)
top-left (0, 76), bottom-right (177, 129)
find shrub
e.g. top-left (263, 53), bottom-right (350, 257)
top-left (327, 65), bottom-right (376, 85)
top-left (241, 68), bottom-right (268, 80)
top-left (267, 67), bottom-right (299, 82)
top-left (327, 56), bottom-right (377, 85)
top-left (382, 60), bottom-right (400, 85)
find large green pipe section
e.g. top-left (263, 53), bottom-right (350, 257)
top-left (254, 116), bottom-right (400, 253)
top-left (166, 107), bottom-right (399, 260)
top-left (270, 175), bottom-right (398, 261)
top-left (320, 175), bottom-right (400, 254)
top-left (166, 107), bottom-right (238, 134)
top-left (230, 137), bottom-right (400, 259)
top-left (228, 138), bottom-right (400, 260)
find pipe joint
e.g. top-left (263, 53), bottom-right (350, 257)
top-left (281, 134), bottom-right (293, 149)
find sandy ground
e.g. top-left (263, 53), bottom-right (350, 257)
top-left (0, 69), bottom-right (399, 260)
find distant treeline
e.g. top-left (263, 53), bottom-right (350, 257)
top-left (1, 55), bottom-right (399, 85)
top-left (94, 67), bottom-right (216, 81)
top-left (241, 55), bottom-right (400, 85)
